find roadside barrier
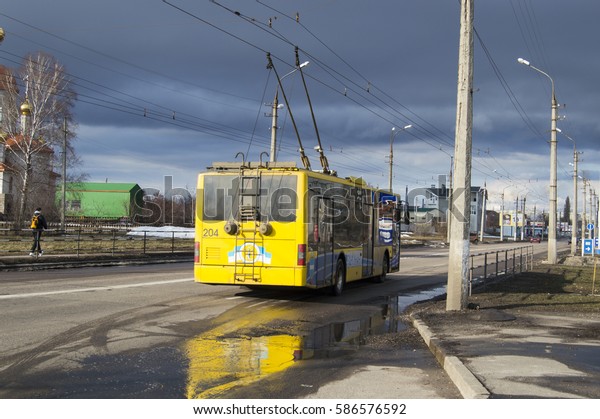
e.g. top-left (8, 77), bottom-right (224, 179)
top-left (468, 245), bottom-right (534, 295)
top-left (0, 227), bottom-right (193, 257)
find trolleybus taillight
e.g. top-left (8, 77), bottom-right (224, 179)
top-left (194, 242), bottom-right (200, 263)
top-left (297, 244), bottom-right (306, 266)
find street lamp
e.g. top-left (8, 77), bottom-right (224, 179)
top-left (388, 124), bottom-right (412, 192)
top-left (270, 61), bottom-right (309, 162)
top-left (518, 57), bottom-right (558, 264)
top-left (557, 128), bottom-right (580, 256)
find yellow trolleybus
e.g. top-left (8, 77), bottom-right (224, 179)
top-left (194, 161), bottom-right (403, 295)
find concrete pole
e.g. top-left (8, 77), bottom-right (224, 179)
top-left (479, 187), bottom-right (486, 242)
top-left (581, 178), bottom-right (587, 241)
top-left (389, 128), bottom-right (394, 192)
top-left (513, 197), bottom-right (518, 241)
top-left (521, 195), bottom-right (527, 241)
top-left (517, 58), bottom-right (558, 263)
top-left (447, 0), bottom-right (474, 312)
top-left (388, 125), bottom-right (411, 193)
top-left (500, 194), bottom-right (504, 241)
top-left (548, 93), bottom-right (558, 263)
top-left (446, 156), bottom-right (453, 244)
top-left (571, 151), bottom-right (578, 255)
top-left (591, 191), bottom-right (595, 240)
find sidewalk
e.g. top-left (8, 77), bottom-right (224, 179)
top-left (410, 302), bottom-right (600, 398)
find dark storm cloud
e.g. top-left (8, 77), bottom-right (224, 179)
top-left (1, 0), bottom-right (599, 206)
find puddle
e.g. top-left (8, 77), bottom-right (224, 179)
top-left (184, 285), bottom-right (447, 398)
top-left (395, 286), bottom-right (447, 312)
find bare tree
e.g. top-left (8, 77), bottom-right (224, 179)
top-left (1, 52), bottom-right (77, 225)
top-left (563, 196), bottom-right (571, 224)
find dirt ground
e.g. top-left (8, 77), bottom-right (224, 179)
top-left (406, 258), bottom-right (600, 340)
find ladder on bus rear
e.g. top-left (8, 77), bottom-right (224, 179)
top-left (233, 169), bottom-right (263, 283)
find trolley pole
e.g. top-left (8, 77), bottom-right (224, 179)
top-left (447, 0), bottom-right (474, 311)
top-left (270, 93), bottom-right (278, 162)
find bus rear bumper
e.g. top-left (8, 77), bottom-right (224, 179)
top-left (194, 265), bottom-right (307, 287)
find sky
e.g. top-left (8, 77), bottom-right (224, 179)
top-left (1, 0), bottom-right (599, 214)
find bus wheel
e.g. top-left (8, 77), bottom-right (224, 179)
top-left (375, 252), bottom-right (389, 283)
top-left (331, 258), bottom-right (346, 296)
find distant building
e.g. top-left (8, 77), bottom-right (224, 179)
top-left (469, 186), bottom-right (484, 235)
top-left (60, 182), bottom-right (143, 220)
top-left (406, 181), bottom-right (485, 235)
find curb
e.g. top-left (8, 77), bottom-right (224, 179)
top-left (0, 253), bottom-right (193, 272)
top-left (410, 314), bottom-right (490, 399)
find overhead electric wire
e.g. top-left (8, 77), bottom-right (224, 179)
top-left (474, 28), bottom-right (544, 140)
top-left (1, 2), bottom-right (555, 197)
top-left (213, 0), bottom-right (457, 155)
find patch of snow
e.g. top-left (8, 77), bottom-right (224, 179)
top-left (127, 226), bottom-right (195, 239)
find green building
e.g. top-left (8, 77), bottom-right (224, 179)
top-left (60, 182), bottom-right (143, 220)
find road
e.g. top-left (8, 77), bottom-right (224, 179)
top-left (0, 240), bottom-right (567, 398)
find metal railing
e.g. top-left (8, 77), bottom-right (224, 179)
top-left (0, 227), bottom-right (193, 257)
top-left (468, 245), bottom-right (534, 295)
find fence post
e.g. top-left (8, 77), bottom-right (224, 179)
top-left (520, 247), bottom-right (523, 273)
top-left (112, 230), bottom-right (116, 256)
top-left (143, 231), bottom-right (147, 255)
top-left (469, 254), bottom-right (474, 296)
top-left (495, 250), bottom-right (499, 278)
top-left (513, 248), bottom-right (516, 275)
top-left (171, 231), bottom-right (175, 253)
top-left (77, 227), bottom-right (81, 257)
top-left (484, 252), bottom-right (488, 282)
top-left (531, 245), bottom-right (534, 269)
top-left (505, 249), bottom-right (508, 275)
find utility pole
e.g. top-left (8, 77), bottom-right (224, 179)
top-left (571, 151), bottom-right (579, 255)
top-left (500, 192), bottom-right (505, 241)
top-left (447, 0), bottom-right (474, 311)
top-left (588, 189), bottom-right (596, 239)
top-left (388, 125), bottom-right (411, 192)
top-left (517, 58), bottom-right (558, 263)
top-left (388, 129), bottom-right (394, 192)
top-left (521, 197), bottom-right (526, 240)
top-left (479, 185), bottom-right (486, 242)
top-left (582, 179), bottom-right (587, 240)
top-left (513, 196), bottom-right (518, 241)
top-left (446, 156), bottom-right (453, 244)
top-left (549, 90), bottom-right (558, 262)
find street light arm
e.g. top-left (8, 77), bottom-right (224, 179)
top-left (388, 124), bottom-right (412, 192)
top-left (390, 124), bottom-right (412, 141)
top-left (517, 58), bottom-right (555, 99)
top-left (556, 128), bottom-right (576, 150)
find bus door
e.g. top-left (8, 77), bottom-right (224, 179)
top-left (315, 197), bottom-right (335, 286)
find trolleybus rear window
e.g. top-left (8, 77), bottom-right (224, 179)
top-left (202, 175), bottom-right (297, 222)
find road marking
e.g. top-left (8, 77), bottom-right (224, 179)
top-left (248, 301), bottom-right (270, 308)
top-left (0, 278), bottom-right (194, 300)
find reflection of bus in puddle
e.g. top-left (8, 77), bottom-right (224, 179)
top-left (185, 334), bottom-right (303, 398)
top-left (185, 310), bottom-right (392, 398)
